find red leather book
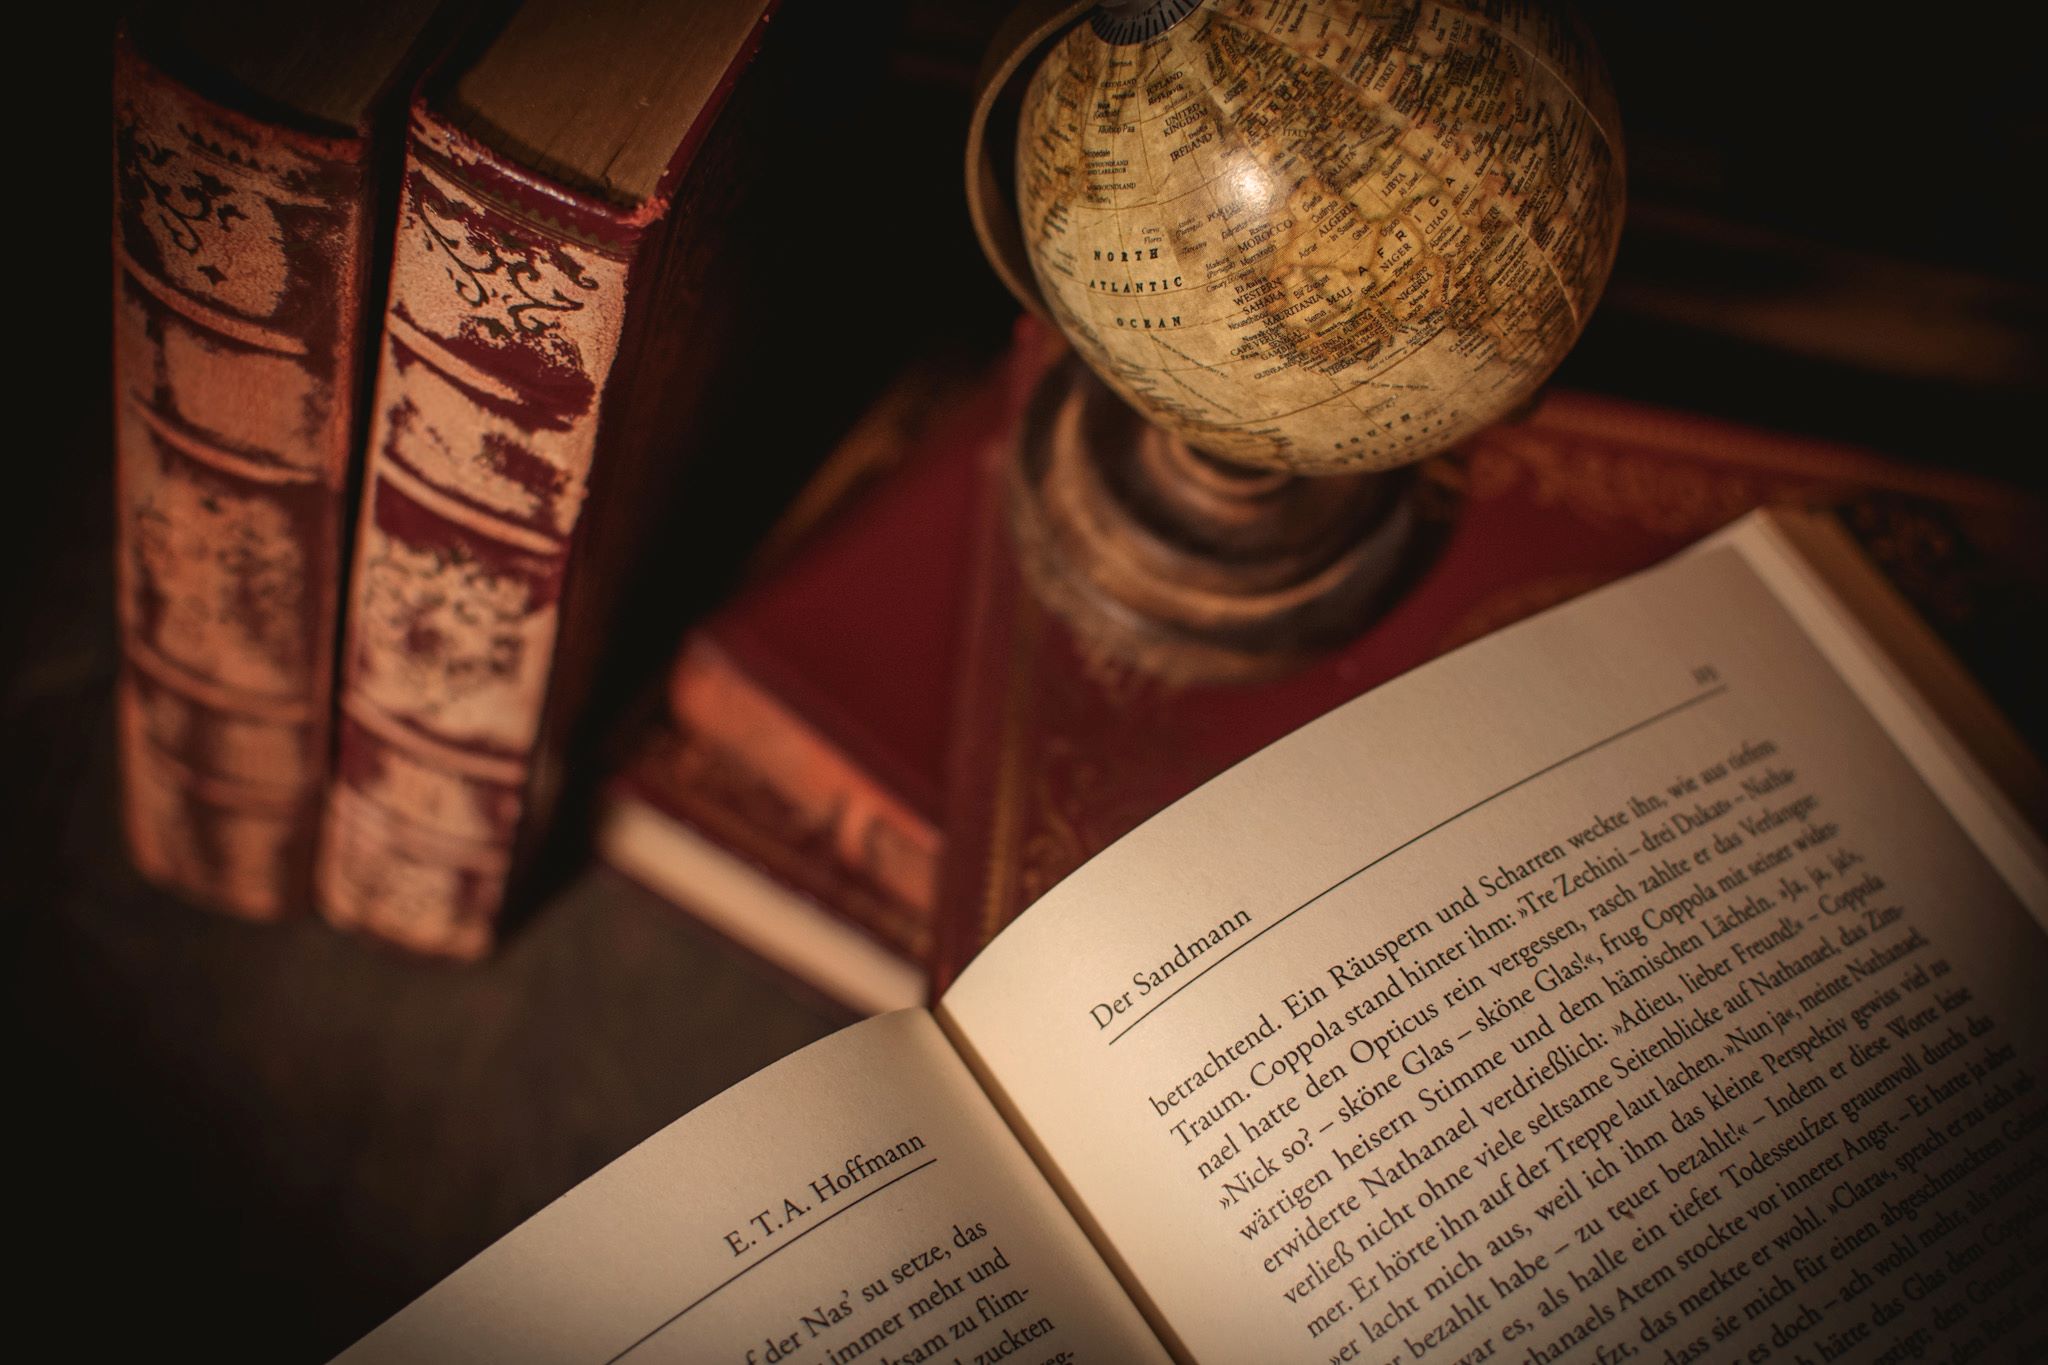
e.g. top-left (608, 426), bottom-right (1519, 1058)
top-left (318, 0), bottom-right (855, 958)
top-left (935, 326), bottom-right (2040, 989)
top-left (111, 2), bottom-right (446, 920)
top-left (597, 351), bottom-right (1033, 1013)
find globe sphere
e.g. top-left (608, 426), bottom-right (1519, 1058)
top-left (1015, 0), bottom-right (1624, 474)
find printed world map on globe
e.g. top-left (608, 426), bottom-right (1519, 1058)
top-left (1017, 0), bottom-right (1624, 473)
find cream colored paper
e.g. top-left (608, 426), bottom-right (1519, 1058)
top-left (338, 1010), bottom-right (1169, 1364)
top-left (941, 537), bottom-right (2048, 1363)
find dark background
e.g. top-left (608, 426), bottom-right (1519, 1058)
top-left (13, 3), bottom-right (2044, 1359)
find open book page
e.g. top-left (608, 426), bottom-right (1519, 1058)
top-left (338, 1009), bottom-right (1169, 1365)
top-left (1726, 511), bottom-right (2047, 902)
top-left (940, 532), bottom-right (2048, 1364)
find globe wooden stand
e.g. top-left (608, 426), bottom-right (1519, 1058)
top-left (1008, 357), bottom-right (1414, 682)
top-left (965, 0), bottom-right (1620, 681)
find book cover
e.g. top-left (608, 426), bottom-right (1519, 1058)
top-left (937, 333), bottom-right (2043, 988)
top-left (110, 8), bottom-right (439, 919)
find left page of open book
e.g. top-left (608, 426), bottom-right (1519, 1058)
top-left (335, 1009), bottom-right (1170, 1365)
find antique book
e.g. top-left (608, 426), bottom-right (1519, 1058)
top-left (318, 0), bottom-right (833, 957)
top-left (111, 0), bottom-right (446, 919)
top-left (339, 508), bottom-right (2046, 1363)
top-left (936, 334), bottom-right (2044, 989)
top-left (596, 356), bottom-right (1024, 1016)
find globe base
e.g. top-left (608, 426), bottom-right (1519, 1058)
top-left (1008, 358), bottom-right (1416, 684)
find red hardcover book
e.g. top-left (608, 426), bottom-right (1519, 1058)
top-left (936, 328), bottom-right (2042, 989)
top-left (597, 348), bottom-right (1038, 1013)
top-left (318, 0), bottom-right (873, 958)
top-left (111, 1), bottom-right (446, 920)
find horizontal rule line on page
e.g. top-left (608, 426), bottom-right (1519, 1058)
top-left (604, 1157), bottom-right (941, 1364)
top-left (1106, 684), bottom-right (1731, 1045)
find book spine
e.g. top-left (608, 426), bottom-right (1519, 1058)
top-left (316, 109), bottom-right (641, 959)
top-left (665, 639), bottom-right (941, 955)
top-left (111, 38), bottom-right (373, 920)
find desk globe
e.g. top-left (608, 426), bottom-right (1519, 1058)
top-left (968, 0), bottom-right (1624, 678)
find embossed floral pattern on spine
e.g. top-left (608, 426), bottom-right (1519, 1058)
top-left (112, 37), bottom-right (372, 919)
top-left (317, 111), bottom-right (638, 958)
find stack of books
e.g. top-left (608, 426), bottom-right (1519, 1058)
top-left (597, 316), bottom-right (2043, 1012)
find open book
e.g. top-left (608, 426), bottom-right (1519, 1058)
top-left (338, 509), bottom-right (2048, 1365)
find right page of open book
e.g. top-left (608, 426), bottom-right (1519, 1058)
top-left (940, 533), bottom-right (2048, 1364)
